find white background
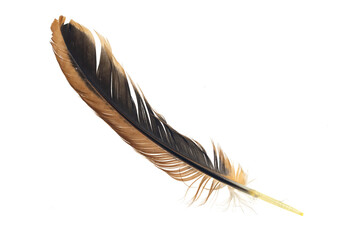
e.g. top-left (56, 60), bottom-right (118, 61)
top-left (1, 0), bottom-right (360, 239)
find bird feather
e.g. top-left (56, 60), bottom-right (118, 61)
top-left (50, 16), bottom-right (302, 215)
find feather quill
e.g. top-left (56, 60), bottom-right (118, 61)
top-left (50, 16), bottom-right (302, 215)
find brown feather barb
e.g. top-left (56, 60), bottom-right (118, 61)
top-left (50, 16), bottom-right (302, 215)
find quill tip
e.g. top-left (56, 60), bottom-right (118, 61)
top-left (249, 189), bottom-right (303, 216)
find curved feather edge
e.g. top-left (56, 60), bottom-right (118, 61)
top-left (50, 16), bottom-right (302, 215)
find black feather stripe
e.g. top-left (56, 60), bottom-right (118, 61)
top-left (60, 22), bottom-right (250, 194)
top-left (96, 45), bottom-right (112, 97)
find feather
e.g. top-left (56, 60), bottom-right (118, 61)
top-left (50, 16), bottom-right (302, 215)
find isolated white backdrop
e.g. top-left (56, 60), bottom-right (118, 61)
top-left (0, 0), bottom-right (359, 239)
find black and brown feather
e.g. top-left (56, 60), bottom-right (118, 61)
top-left (52, 16), bottom-right (291, 208)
